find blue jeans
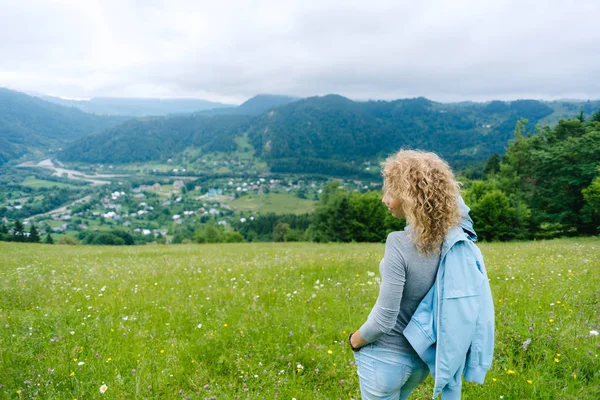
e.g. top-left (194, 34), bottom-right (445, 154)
top-left (354, 344), bottom-right (430, 400)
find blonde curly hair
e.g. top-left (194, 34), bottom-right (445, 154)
top-left (382, 149), bottom-right (461, 255)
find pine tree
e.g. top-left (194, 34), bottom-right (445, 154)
top-left (45, 233), bottom-right (54, 244)
top-left (0, 222), bottom-right (8, 242)
top-left (330, 196), bottom-right (352, 242)
top-left (13, 220), bottom-right (25, 242)
top-left (28, 224), bottom-right (40, 243)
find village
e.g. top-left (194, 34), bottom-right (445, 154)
top-left (2, 165), bottom-right (379, 243)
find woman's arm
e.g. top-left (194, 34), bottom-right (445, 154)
top-left (352, 232), bottom-right (407, 346)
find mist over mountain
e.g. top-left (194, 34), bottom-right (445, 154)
top-left (39, 95), bottom-right (233, 117)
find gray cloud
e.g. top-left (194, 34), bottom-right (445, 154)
top-left (1, 0), bottom-right (599, 103)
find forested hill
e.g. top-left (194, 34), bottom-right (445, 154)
top-left (58, 114), bottom-right (252, 164)
top-left (196, 94), bottom-right (300, 116)
top-left (59, 94), bottom-right (600, 175)
top-left (249, 96), bottom-right (554, 164)
top-left (0, 88), bottom-right (126, 165)
top-left (233, 94), bottom-right (300, 115)
top-left (245, 96), bottom-right (599, 174)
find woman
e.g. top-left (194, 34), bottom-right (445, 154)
top-left (348, 149), bottom-right (463, 399)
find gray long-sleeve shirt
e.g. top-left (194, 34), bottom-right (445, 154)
top-left (359, 230), bottom-right (440, 354)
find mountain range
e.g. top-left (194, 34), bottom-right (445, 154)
top-left (2, 87), bottom-right (599, 176)
top-left (38, 95), bottom-right (233, 117)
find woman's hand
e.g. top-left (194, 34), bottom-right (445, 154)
top-left (349, 330), bottom-right (368, 352)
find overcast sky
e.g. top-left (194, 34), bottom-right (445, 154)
top-left (1, 0), bottom-right (599, 104)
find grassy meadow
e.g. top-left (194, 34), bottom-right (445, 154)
top-left (229, 193), bottom-right (316, 215)
top-left (0, 238), bottom-right (599, 399)
top-left (20, 177), bottom-right (80, 190)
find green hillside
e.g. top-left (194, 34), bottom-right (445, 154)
top-left (58, 114), bottom-right (252, 164)
top-left (249, 97), bottom-right (556, 168)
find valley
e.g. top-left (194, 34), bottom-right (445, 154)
top-left (2, 87), bottom-right (599, 245)
top-left (2, 155), bottom-right (374, 244)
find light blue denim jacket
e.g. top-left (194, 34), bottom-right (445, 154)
top-left (403, 199), bottom-right (495, 400)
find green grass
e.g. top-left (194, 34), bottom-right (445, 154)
top-left (145, 185), bottom-right (176, 199)
top-left (538, 102), bottom-right (593, 127)
top-left (233, 134), bottom-right (256, 161)
top-left (230, 193), bottom-right (316, 215)
top-left (0, 238), bottom-right (599, 399)
top-left (20, 177), bottom-right (79, 189)
top-left (0, 195), bottom-right (44, 208)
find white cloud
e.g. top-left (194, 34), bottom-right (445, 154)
top-left (0, 0), bottom-right (599, 102)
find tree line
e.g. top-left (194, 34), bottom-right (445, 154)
top-left (0, 220), bottom-right (48, 243)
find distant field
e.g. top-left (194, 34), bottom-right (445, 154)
top-left (230, 193), bottom-right (316, 214)
top-left (20, 177), bottom-right (80, 189)
top-left (144, 184), bottom-right (177, 198)
top-left (0, 238), bottom-right (599, 399)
